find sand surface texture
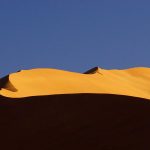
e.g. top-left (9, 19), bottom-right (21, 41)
top-left (0, 67), bottom-right (150, 99)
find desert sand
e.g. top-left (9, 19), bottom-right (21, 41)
top-left (1, 67), bottom-right (150, 150)
top-left (1, 67), bottom-right (150, 99)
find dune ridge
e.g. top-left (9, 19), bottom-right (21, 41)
top-left (1, 67), bottom-right (150, 99)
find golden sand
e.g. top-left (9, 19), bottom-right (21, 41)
top-left (0, 67), bottom-right (150, 99)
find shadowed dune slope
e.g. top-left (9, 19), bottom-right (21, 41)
top-left (0, 94), bottom-right (150, 150)
top-left (1, 67), bottom-right (150, 99)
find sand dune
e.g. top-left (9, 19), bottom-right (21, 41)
top-left (1, 67), bottom-right (150, 99)
top-left (1, 67), bottom-right (150, 149)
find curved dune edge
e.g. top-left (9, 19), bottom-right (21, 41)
top-left (1, 67), bottom-right (150, 99)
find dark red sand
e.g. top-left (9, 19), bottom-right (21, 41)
top-left (0, 94), bottom-right (150, 150)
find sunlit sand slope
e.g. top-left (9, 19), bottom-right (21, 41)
top-left (1, 67), bottom-right (150, 99)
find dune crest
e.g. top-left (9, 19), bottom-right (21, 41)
top-left (0, 75), bottom-right (17, 92)
top-left (83, 66), bottom-right (102, 74)
top-left (1, 67), bottom-right (150, 99)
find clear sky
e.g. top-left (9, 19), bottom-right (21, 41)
top-left (0, 0), bottom-right (150, 76)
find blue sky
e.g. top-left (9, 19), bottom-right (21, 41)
top-left (0, 0), bottom-right (150, 76)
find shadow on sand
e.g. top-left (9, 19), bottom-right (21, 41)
top-left (0, 75), bottom-right (17, 92)
top-left (0, 93), bottom-right (150, 150)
